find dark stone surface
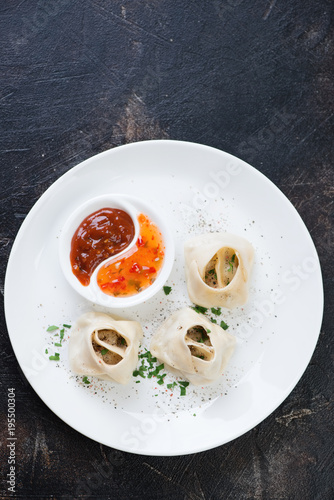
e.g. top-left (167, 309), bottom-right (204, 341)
top-left (0, 1), bottom-right (333, 498)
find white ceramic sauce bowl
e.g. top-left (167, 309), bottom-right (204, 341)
top-left (59, 193), bottom-right (175, 307)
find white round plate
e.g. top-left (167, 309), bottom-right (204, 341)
top-left (4, 140), bottom-right (323, 456)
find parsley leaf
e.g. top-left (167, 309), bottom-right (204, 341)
top-left (211, 307), bottom-right (222, 316)
top-left (49, 353), bottom-right (60, 361)
top-left (47, 325), bottom-right (59, 332)
top-left (192, 305), bottom-right (208, 314)
top-left (220, 320), bottom-right (229, 330)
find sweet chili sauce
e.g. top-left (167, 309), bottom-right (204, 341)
top-left (70, 208), bottom-right (135, 286)
top-left (97, 213), bottom-right (165, 297)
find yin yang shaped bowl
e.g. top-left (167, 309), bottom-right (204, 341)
top-left (59, 193), bottom-right (175, 308)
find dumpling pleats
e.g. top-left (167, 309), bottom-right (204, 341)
top-left (184, 232), bottom-right (254, 309)
top-left (150, 307), bottom-right (235, 386)
top-left (69, 311), bottom-right (143, 384)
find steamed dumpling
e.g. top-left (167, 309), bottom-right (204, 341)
top-left (69, 311), bottom-right (143, 384)
top-left (184, 232), bottom-right (254, 309)
top-left (150, 307), bottom-right (235, 385)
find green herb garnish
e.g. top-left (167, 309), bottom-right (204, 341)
top-left (49, 353), bottom-right (60, 361)
top-left (163, 286), bottom-right (172, 295)
top-left (179, 381), bottom-right (189, 396)
top-left (63, 324), bottom-right (71, 329)
top-left (211, 307), bottom-right (221, 315)
top-left (210, 318), bottom-right (217, 324)
top-left (45, 349), bottom-right (48, 354)
top-left (47, 325), bottom-right (59, 332)
top-left (192, 305), bottom-right (208, 314)
top-left (54, 343), bottom-right (62, 347)
top-left (220, 320), bottom-right (229, 330)
top-left (228, 254), bottom-right (236, 272)
top-left (100, 349), bottom-right (109, 355)
top-left (157, 374), bottom-right (166, 385)
top-left (82, 376), bottom-right (91, 384)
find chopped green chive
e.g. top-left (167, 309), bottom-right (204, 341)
top-left (220, 320), bottom-right (229, 330)
top-left (206, 329), bottom-right (211, 333)
top-left (47, 325), bottom-right (59, 332)
top-left (133, 369), bottom-right (145, 378)
top-left (192, 305), bottom-right (208, 314)
top-left (167, 382), bottom-right (177, 390)
top-left (211, 307), bottom-right (221, 316)
top-left (49, 353), bottom-right (60, 361)
top-left (228, 255), bottom-right (235, 272)
top-left (163, 286), bottom-right (172, 295)
top-left (210, 318), bottom-right (217, 324)
top-left (179, 381), bottom-right (189, 395)
top-left (63, 324), bottom-right (71, 328)
top-left (157, 374), bottom-right (166, 385)
top-left (54, 343), bottom-right (62, 347)
top-left (82, 376), bottom-right (90, 384)
top-left (100, 349), bottom-right (109, 355)
top-left (45, 349), bottom-right (48, 354)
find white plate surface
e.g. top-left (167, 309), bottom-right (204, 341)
top-left (4, 140), bottom-right (323, 456)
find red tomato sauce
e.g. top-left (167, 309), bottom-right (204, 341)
top-left (70, 208), bottom-right (135, 286)
top-left (97, 213), bottom-right (165, 297)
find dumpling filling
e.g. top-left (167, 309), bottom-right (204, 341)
top-left (91, 328), bottom-right (128, 365)
top-left (185, 325), bottom-right (214, 361)
top-left (185, 326), bottom-right (212, 346)
top-left (204, 247), bottom-right (239, 288)
top-left (97, 329), bottom-right (128, 350)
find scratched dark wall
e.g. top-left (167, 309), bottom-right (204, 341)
top-left (1, 0), bottom-right (333, 499)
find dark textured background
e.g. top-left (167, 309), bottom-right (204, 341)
top-left (1, 1), bottom-right (333, 499)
